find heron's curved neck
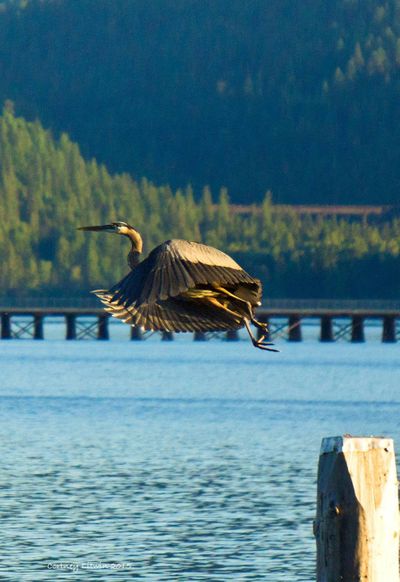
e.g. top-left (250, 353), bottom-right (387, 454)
top-left (125, 229), bottom-right (143, 270)
top-left (125, 228), bottom-right (143, 252)
top-left (128, 248), bottom-right (141, 269)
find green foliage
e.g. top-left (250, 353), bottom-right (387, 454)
top-left (1, 1), bottom-right (400, 203)
top-left (1, 110), bottom-right (400, 299)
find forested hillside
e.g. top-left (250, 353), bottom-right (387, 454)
top-left (0, 0), bottom-right (400, 203)
top-left (1, 109), bottom-right (399, 299)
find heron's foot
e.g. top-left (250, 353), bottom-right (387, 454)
top-left (251, 337), bottom-right (280, 352)
top-left (244, 318), bottom-right (279, 352)
top-left (257, 331), bottom-right (269, 344)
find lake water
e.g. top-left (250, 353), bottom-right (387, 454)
top-left (1, 322), bottom-right (400, 580)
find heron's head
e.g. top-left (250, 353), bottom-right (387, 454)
top-left (78, 221), bottom-right (143, 251)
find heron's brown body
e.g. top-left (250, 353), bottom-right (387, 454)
top-left (78, 222), bottom-right (277, 351)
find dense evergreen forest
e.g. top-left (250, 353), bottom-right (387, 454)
top-left (0, 0), bottom-right (400, 203)
top-left (1, 108), bottom-right (399, 299)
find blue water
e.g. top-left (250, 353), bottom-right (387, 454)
top-left (1, 329), bottom-right (400, 580)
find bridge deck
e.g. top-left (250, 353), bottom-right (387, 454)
top-left (0, 300), bottom-right (399, 342)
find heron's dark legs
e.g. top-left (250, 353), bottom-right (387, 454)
top-left (250, 317), bottom-right (269, 343)
top-left (209, 286), bottom-right (278, 351)
top-left (244, 319), bottom-right (279, 352)
top-left (214, 287), bottom-right (261, 323)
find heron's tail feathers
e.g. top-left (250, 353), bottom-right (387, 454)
top-left (91, 288), bottom-right (244, 333)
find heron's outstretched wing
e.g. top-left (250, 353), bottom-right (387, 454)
top-left (94, 291), bottom-right (243, 333)
top-left (108, 239), bottom-right (261, 307)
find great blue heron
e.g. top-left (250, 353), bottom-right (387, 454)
top-left (78, 222), bottom-right (278, 351)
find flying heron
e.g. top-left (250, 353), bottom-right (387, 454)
top-left (78, 222), bottom-right (278, 351)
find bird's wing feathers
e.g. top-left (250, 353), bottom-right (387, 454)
top-left (109, 239), bottom-right (260, 307)
top-left (94, 291), bottom-right (243, 333)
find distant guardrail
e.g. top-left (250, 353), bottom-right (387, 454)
top-left (229, 203), bottom-right (400, 219)
top-left (0, 297), bottom-right (99, 309)
top-left (1, 297), bottom-right (400, 311)
top-left (264, 298), bottom-right (400, 311)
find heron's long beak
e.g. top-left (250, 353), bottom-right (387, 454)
top-left (78, 224), bottom-right (118, 233)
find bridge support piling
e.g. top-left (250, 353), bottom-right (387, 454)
top-left (382, 316), bottom-right (396, 343)
top-left (351, 316), bottom-right (365, 343)
top-left (65, 314), bottom-right (76, 340)
top-left (162, 331), bottom-right (174, 341)
top-left (226, 330), bottom-right (239, 341)
top-left (194, 331), bottom-right (206, 341)
top-left (288, 315), bottom-right (302, 342)
top-left (33, 314), bottom-right (44, 340)
top-left (320, 316), bottom-right (334, 342)
top-left (1, 313), bottom-right (11, 339)
top-left (97, 315), bottom-right (109, 340)
top-left (130, 326), bottom-right (143, 340)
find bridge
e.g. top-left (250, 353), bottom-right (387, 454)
top-left (229, 203), bottom-right (400, 220)
top-left (0, 298), bottom-right (399, 343)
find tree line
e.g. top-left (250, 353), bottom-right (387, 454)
top-left (0, 0), bottom-right (400, 204)
top-left (1, 108), bottom-right (399, 299)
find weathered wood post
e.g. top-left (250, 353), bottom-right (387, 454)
top-left (193, 331), bottom-right (206, 341)
top-left (315, 436), bottom-right (399, 582)
top-left (161, 331), bottom-right (174, 341)
top-left (226, 330), bottom-right (239, 341)
top-left (33, 314), bottom-right (44, 340)
top-left (1, 313), bottom-right (11, 339)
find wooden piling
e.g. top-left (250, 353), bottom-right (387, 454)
top-left (315, 436), bottom-right (399, 582)
top-left (226, 330), bottom-right (239, 341)
top-left (130, 326), bottom-right (143, 340)
top-left (33, 314), bottom-right (44, 340)
top-left (162, 331), bottom-right (174, 341)
top-left (1, 313), bottom-right (11, 339)
top-left (65, 314), bottom-right (76, 340)
top-left (382, 315), bottom-right (396, 343)
top-left (351, 315), bottom-right (365, 342)
top-left (320, 315), bottom-right (334, 342)
top-left (193, 331), bottom-right (206, 341)
top-left (288, 315), bottom-right (302, 341)
top-left (97, 315), bottom-right (109, 340)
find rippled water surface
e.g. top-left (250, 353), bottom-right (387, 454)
top-left (1, 327), bottom-right (400, 580)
